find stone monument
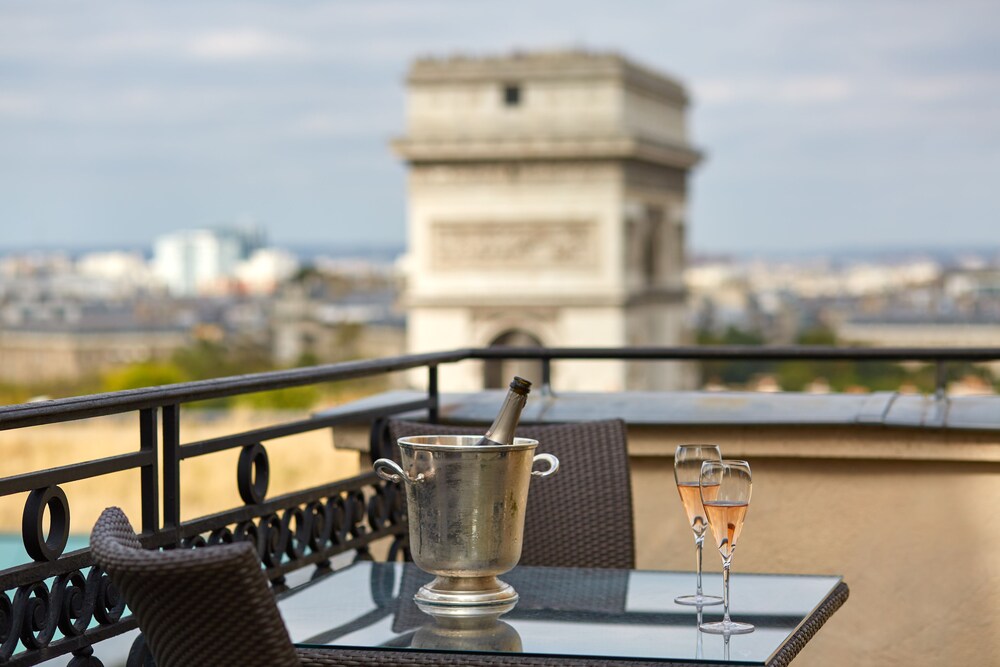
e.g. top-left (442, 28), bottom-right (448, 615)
top-left (393, 51), bottom-right (702, 391)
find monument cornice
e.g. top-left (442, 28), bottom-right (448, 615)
top-left (408, 51), bottom-right (689, 106)
top-left (392, 135), bottom-right (702, 170)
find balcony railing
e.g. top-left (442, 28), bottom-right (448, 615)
top-left (1, 345), bottom-right (999, 666)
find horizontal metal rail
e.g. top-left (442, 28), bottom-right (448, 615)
top-left (0, 451), bottom-right (153, 496)
top-left (468, 345), bottom-right (1000, 361)
top-left (0, 349), bottom-right (468, 430)
top-left (178, 398), bottom-right (434, 459)
top-left (3, 346), bottom-right (998, 430)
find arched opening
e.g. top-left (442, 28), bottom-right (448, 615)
top-left (483, 329), bottom-right (544, 389)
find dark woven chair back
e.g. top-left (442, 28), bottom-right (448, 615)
top-left (386, 418), bottom-right (635, 569)
top-left (90, 507), bottom-right (301, 667)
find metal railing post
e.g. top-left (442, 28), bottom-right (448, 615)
top-left (541, 356), bottom-right (553, 396)
top-left (139, 407), bottom-right (160, 535)
top-left (934, 359), bottom-right (948, 400)
top-left (162, 403), bottom-right (181, 536)
top-left (428, 365), bottom-right (439, 422)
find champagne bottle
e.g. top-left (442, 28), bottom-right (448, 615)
top-left (475, 376), bottom-right (532, 446)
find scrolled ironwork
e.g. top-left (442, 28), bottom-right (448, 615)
top-left (181, 533), bottom-right (208, 549)
top-left (93, 566), bottom-right (126, 626)
top-left (56, 569), bottom-right (89, 638)
top-left (0, 565), bottom-right (127, 662)
top-left (304, 500), bottom-right (328, 551)
top-left (368, 480), bottom-right (409, 562)
top-left (0, 476), bottom-right (404, 665)
top-left (0, 592), bottom-right (13, 656)
top-left (233, 519), bottom-right (260, 551)
top-left (237, 442), bottom-right (269, 505)
top-left (15, 581), bottom-right (53, 650)
top-left (325, 494), bottom-right (347, 547)
top-left (21, 485), bottom-right (71, 563)
top-left (208, 526), bottom-right (235, 545)
top-left (343, 489), bottom-right (368, 541)
top-left (282, 506), bottom-right (309, 561)
top-left (162, 477), bottom-right (408, 581)
top-left (367, 479), bottom-right (406, 530)
top-left (259, 513), bottom-right (286, 568)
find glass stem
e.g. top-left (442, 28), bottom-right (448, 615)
top-left (694, 533), bottom-right (705, 597)
top-left (722, 558), bottom-right (732, 624)
top-left (696, 607), bottom-right (704, 659)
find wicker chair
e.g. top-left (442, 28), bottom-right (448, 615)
top-left (386, 418), bottom-right (634, 569)
top-left (89, 507), bottom-right (363, 667)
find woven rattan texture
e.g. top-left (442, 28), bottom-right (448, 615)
top-left (767, 581), bottom-right (850, 667)
top-left (387, 419), bottom-right (635, 570)
top-left (299, 647), bottom-right (708, 667)
top-left (90, 508), bottom-right (301, 667)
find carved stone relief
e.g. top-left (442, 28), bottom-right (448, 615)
top-left (430, 220), bottom-right (599, 270)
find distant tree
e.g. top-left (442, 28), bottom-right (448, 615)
top-left (796, 327), bottom-right (837, 346)
top-left (696, 326), bottom-right (769, 386)
top-left (294, 351), bottom-right (320, 368)
top-left (236, 385), bottom-right (319, 410)
top-left (172, 338), bottom-right (272, 381)
top-left (775, 362), bottom-right (817, 392)
top-left (102, 362), bottom-right (187, 393)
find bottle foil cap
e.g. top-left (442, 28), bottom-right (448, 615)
top-left (509, 376), bottom-right (532, 396)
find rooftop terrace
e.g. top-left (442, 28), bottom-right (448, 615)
top-left (0, 345), bottom-right (997, 666)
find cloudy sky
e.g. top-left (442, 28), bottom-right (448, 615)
top-left (2, 1), bottom-right (998, 254)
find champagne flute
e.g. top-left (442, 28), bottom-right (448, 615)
top-left (699, 459), bottom-right (753, 634)
top-left (673, 445), bottom-right (723, 606)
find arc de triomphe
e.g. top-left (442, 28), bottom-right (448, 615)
top-left (393, 51), bottom-right (701, 391)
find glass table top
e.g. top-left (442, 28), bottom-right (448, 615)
top-left (278, 562), bottom-right (843, 665)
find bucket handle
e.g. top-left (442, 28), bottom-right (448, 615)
top-left (374, 458), bottom-right (405, 484)
top-left (531, 453), bottom-right (560, 478)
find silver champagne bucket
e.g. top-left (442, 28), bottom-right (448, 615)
top-left (374, 435), bottom-right (559, 612)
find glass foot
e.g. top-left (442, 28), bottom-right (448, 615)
top-left (675, 594), bottom-right (723, 606)
top-left (700, 620), bottom-right (755, 635)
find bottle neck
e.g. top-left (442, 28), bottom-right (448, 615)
top-left (483, 391), bottom-right (527, 445)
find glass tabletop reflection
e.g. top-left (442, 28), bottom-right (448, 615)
top-left (277, 562), bottom-right (842, 665)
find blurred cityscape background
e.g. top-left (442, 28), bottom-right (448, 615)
top-left (2, 217), bottom-right (999, 405)
top-left (3, 1), bottom-right (998, 409)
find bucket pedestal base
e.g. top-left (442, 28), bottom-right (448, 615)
top-left (414, 575), bottom-right (518, 617)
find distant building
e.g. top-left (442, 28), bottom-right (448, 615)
top-left (271, 284), bottom-right (404, 367)
top-left (0, 303), bottom-right (188, 384)
top-left (153, 226), bottom-right (266, 296)
top-left (837, 315), bottom-right (1000, 374)
top-left (393, 51), bottom-right (702, 391)
top-left (76, 251), bottom-right (162, 298)
top-left (233, 248), bottom-right (300, 295)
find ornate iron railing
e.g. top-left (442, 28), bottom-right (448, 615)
top-left (1, 345), bottom-right (998, 665)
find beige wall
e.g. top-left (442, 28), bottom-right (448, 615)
top-left (629, 424), bottom-right (1000, 667)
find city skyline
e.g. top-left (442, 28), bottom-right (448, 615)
top-left (2, 1), bottom-right (999, 253)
